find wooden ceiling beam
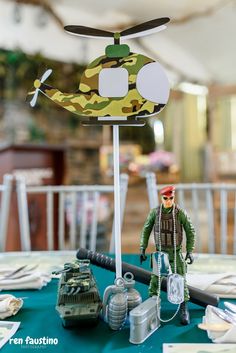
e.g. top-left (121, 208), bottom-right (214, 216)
top-left (208, 84), bottom-right (236, 98)
top-left (13, 0), bottom-right (64, 29)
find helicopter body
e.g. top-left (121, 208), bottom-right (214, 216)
top-left (29, 18), bottom-right (170, 125)
top-left (38, 52), bottom-right (167, 124)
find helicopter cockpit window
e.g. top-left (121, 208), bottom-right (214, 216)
top-left (136, 62), bottom-right (170, 104)
top-left (98, 68), bottom-right (128, 98)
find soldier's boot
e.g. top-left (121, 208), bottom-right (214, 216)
top-left (180, 302), bottom-right (190, 325)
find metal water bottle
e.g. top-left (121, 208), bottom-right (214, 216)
top-left (102, 278), bottom-right (127, 330)
top-left (124, 272), bottom-right (142, 312)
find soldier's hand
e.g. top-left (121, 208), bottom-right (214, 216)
top-left (140, 249), bottom-right (147, 264)
top-left (185, 252), bottom-right (194, 265)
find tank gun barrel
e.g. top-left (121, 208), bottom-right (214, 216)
top-left (52, 268), bottom-right (71, 275)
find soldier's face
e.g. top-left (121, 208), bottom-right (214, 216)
top-left (162, 195), bottom-right (175, 208)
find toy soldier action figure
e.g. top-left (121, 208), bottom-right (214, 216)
top-left (140, 185), bottom-right (196, 325)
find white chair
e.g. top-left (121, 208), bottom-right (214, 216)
top-left (146, 172), bottom-right (236, 254)
top-left (0, 175), bottom-right (13, 251)
top-left (16, 174), bottom-right (128, 252)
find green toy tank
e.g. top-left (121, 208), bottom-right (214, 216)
top-left (54, 260), bottom-right (102, 327)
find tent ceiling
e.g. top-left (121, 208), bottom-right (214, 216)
top-left (0, 0), bottom-right (236, 86)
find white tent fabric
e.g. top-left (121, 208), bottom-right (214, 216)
top-left (0, 0), bottom-right (235, 85)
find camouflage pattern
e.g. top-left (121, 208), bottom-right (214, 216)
top-left (54, 259), bottom-right (90, 274)
top-left (54, 260), bottom-right (102, 327)
top-left (38, 52), bottom-right (165, 119)
top-left (64, 274), bottom-right (91, 295)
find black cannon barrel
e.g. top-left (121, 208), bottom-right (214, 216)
top-left (76, 248), bottom-right (219, 308)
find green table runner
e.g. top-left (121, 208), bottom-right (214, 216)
top-left (2, 254), bottom-right (211, 353)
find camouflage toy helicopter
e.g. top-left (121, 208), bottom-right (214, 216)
top-left (53, 260), bottom-right (102, 328)
top-left (29, 18), bottom-right (170, 126)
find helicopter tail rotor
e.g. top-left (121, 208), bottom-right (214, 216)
top-left (30, 69), bottom-right (52, 107)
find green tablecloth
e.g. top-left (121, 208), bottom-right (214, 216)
top-left (2, 254), bottom-right (212, 353)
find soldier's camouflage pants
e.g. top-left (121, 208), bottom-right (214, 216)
top-left (149, 249), bottom-right (189, 301)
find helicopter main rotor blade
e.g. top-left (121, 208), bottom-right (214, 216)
top-left (64, 18), bottom-right (170, 40)
top-left (64, 25), bottom-right (114, 38)
top-left (120, 17), bottom-right (170, 38)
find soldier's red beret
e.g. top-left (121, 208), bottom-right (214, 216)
top-left (160, 185), bottom-right (175, 196)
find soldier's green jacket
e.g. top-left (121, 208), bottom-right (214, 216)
top-left (140, 205), bottom-right (196, 253)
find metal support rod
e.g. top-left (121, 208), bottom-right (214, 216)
top-left (113, 125), bottom-right (122, 279)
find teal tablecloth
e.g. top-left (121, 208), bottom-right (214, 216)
top-left (2, 254), bottom-right (212, 353)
